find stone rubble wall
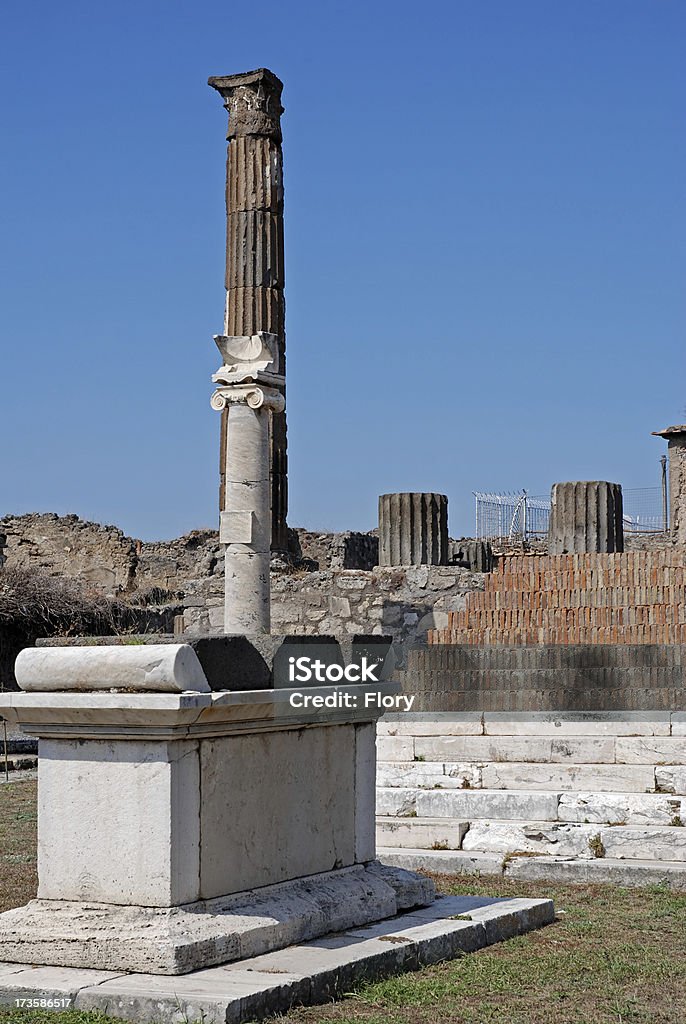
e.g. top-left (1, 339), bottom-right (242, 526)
top-left (376, 712), bottom-right (686, 887)
top-left (183, 566), bottom-right (484, 646)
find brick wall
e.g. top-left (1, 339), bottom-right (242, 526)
top-left (430, 549), bottom-right (686, 645)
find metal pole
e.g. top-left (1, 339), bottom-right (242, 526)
top-left (661, 455), bottom-right (668, 532)
top-left (2, 720), bottom-right (8, 784)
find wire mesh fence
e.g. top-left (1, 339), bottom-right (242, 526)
top-left (474, 486), bottom-right (667, 541)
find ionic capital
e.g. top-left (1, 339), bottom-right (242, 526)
top-left (211, 384), bottom-right (285, 414)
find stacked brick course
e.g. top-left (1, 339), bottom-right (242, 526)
top-left (430, 549), bottom-right (686, 645)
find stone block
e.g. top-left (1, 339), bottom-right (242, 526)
top-left (413, 736), bottom-right (553, 763)
top-left (376, 762), bottom-right (481, 790)
top-left (599, 826), bottom-right (686, 862)
top-left (38, 738), bottom-right (201, 907)
top-left (200, 726), bottom-right (356, 897)
top-left (481, 763), bottom-right (655, 793)
top-left (377, 847), bottom-right (504, 876)
top-left (558, 792), bottom-right (684, 826)
top-left (376, 788), bottom-right (418, 817)
top-left (379, 713), bottom-right (483, 736)
top-left (416, 789), bottom-right (561, 822)
top-left (655, 767), bottom-right (686, 796)
top-left (377, 735), bottom-right (414, 761)
top-left (461, 821), bottom-right (599, 859)
top-left (616, 737), bottom-right (686, 765)
top-left (376, 817), bottom-right (468, 850)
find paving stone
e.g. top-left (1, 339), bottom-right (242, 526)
top-left (0, 967), bottom-right (124, 1007)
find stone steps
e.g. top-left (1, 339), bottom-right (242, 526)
top-left (378, 847), bottom-right (686, 889)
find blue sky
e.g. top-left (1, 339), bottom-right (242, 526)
top-left (1, 0), bottom-right (683, 540)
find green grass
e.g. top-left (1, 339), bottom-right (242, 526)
top-left (1, 781), bottom-right (686, 1023)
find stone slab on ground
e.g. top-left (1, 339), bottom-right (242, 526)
top-left (376, 817), bottom-right (469, 850)
top-left (504, 855), bottom-right (686, 889)
top-left (0, 895), bottom-right (554, 1024)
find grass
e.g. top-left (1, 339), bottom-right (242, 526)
top-left (1, 780), bottom-right (686, 1024)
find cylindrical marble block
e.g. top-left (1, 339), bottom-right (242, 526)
top-left (378, 493), bottom-right (449, 566)
top-left (549, 481), bottom-right (624, 554)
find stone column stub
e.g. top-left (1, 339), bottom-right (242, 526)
top-left (549, 481), bottom-right (624, 554)
top-left (378, 493), bottom-right (449, 566)
top-left (653, 425), bottom-right (686, 544)
top-left (209, 68), bottom-right (288, 553)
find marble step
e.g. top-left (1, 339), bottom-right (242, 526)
top-left (378, 847), bottom-right (686, 889)
top-left (461, 820), bottom-right (686, 862)
top-left (376, 787), bottom-right (686, 825)
top-left (376, 817), bottom-right (469, 850)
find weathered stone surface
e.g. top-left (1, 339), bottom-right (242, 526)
top-left (376, 817), bottom-right (469, 850)
top-left (462, 821), bottom-right (600, 859)
top-left (655, 766), bottom-right (686, 796)
top-left (376, 762), bottom-right (482, 790)
top-left (549, 481), bottom-right (624, 554)
top-left (376, 788), bottom-right (418, 817)
top-left (416, 789), bottom-right (561, 822)
top-left (481, 763), bottom-right (655, 793)
top-left (378, 493), bottom-right (449, 567)
top-left (599, 826), bottom-right (686, 862)
top-left (557, 791), bottom-right (684, 826)
top-left (616, 737), bottom-right (686, 765)
top-left (377, 736), bottom-right (414, 762)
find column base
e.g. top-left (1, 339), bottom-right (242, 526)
top-left (0, 863), bottom-right (434, 976)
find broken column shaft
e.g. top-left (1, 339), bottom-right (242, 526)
top-left (549, 481), bottom-right (624, 554)
top-left (378, 493), bottom-right (449, 566)
top-left (209, 68), bottom-right (288, 553)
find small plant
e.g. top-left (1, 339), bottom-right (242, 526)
top-left (461, 778), bottom-right (473, 789)
top-left (670, 816), bottom-right (683, 827)
top-left (414, 754), bottom-right (426, 762)
top-left (431, 840), bottom-right (449, 851)
top-left (588, 834), bottom-right (606, 858)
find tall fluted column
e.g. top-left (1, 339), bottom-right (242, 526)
top-left (209, 68), bottom-right (288, 552)
top-left (549, 481), bottom-right (624, 554)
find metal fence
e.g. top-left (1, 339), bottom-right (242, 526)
top-left (474, 487), bottom-right (667, 541)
